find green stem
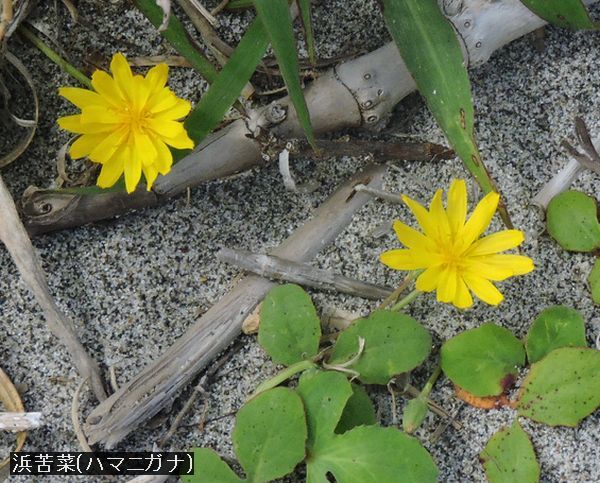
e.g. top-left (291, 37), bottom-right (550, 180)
top-left (19, 25), bottom-right (93, 88)
top-left (390, 288), bottom-right (421, 311)
top-left (252, 360), bottom-right (316, 397)
top-left (420, 365), bottom-right (441, 399)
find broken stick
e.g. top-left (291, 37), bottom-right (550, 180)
top-left (217, 247), bottom-right (393, 300)
top-left (84, 164), bottom-right (386, 447)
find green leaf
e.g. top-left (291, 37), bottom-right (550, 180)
top-left (517, 347), bottom-right (600, 426)
top-left (525, 305), bottom-right (587, 363)
top-left (329, 310), bottom-right (432, 384)
top-left (402, 397), bottom-right (429, 434)
top-left (296, 371), bottom-right (438, 483)
top-left (335, 383), bottom-right (377, 434)
top-left (258, 284), bottom-right (321, 366)
top-left (546, 190), bottom-right (600, 252)
top-left (233, 387), bottom-right (307, 482)
top-left (381, 0), bottom-right (508, 226)
top-left (184, 17), bottom-right (270, 145)
top-left (441, 323), bottom-right (526, 397)
top-left (298, 0), bottom-right (317, 65)
top-left (134, 0), bottom-right (218, 83)
top-left (519, 0), bottom-right (598, 29)
top-left (588, 259), bottom-right (600, 305)
top-left (254, 0), bottom-right (316, 148)
top-left (480, 420), bottom-right (540, 483)
top-left (182, 448), bottom-right (242, 483)
top-left (307, 425), bottom-right (439, 483)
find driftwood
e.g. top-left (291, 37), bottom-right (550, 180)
top-left (0, 175), bottom-right (107, 401)
top-left (84, 164), bottom-right (386, 447)
top-left (19, 0), bottom-right (583, 235)
top-left (0, 412), bottom-right (43, 432)
top-left (217, 247), bottom-right (393, 299)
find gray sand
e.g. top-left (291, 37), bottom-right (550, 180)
top-left (1, 1), bottom-right (599, 482)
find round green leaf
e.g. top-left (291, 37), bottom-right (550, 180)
top-left (182, 448), bottom-right (242, 483)
top-left (233, 387), bottom-right (307, 481)
top-left (526, 305), bottom-right (587, 363)
top-left (307, 425), bottom-right (439, 483)
top-left (480, 420), bottom-right (540, 483)
top-left (329, 310), bottom-right (432, 384)
top-left (547, 190), bottom-right (600, 252)
top-left (258, 284), bottom-right (321, 366)
top-left (517, 347), bottom-right (600, 426)
top-left (441, 323), bottom-right (525, 397)
top-left (588, 259), bottom-right (600, 305)
top-left (335, 383), bottom-right (377, 434)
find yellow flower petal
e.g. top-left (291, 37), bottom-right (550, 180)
top-left (81, 106), bottom-right (118, 125)
top-left (111, 53), bottom-right (133, 99)
top-left (142, 164), bottom-right (159, 191)
top-left (59, 87), bottom-right (106, 109)
top-left (436, 268), bottom-right (457, 303)
top-left (124, 146), bottom-right (142, 194)
top-left (150, 138), bottom-right (174, 175)
top-left (402, 195), bottom-right (438, 240)
top-left (146, 118), bottom-right (185, 138)
top-left (380, 249), bottom-right (439, 270)
top-left (57, 115), bottom-right (114, 134)
top-left (392, 220), bottom-right (430, 249)
top-left (474, 254), bottom-right (535, 277)
top-left (154, 98), bottom-right (192, 121)
top-left (429, 189), bottom-right (451, 243)
top-left (416, 265), bottom-right (444, 292)
top-left (145, 63), bottom-right (169, 94)
top-left (453, 277), bottom-right (473, 309)
top-left (463, 274), bottom-right (504, 305)
top-left (69, 133), bottom-right (107, 159)
top-left (462, 191), bottom-right (500, 246)
top-left (447, 179), bottom-right (467, 236)
top-left (97, 154), bottom-right (125, 188)
top-left (467, 230), bottom-right (524, 256)
top-left (463, 260), bottom-right (514, 282)
top-left (162, 129), bottom-right (195, 150)
top-left (148, 88), bottom-right (178, 113)
top-left (133, 131), bottom-right (158, 167)
top-left (89, 128), bottom-right (128, 164)
top-left (91, 70), bottom-right (124, 107)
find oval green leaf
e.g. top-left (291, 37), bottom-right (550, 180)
top-left (183, 448), bottom-right (242, 483)
top-left (402, 397), bottom-right (429, 434)
top-left (588, 259), bottom-right (600, 305)
top-left (517, 347), bottom-right (600, 426)
top-left (480, 420), bottom-right (540, 483)
top-left (233, 387), bottom-right (307, 481)
top-left (547, 190), bottom-right (600, 252)
top-left (441, 323), bottom-right (526, 397)
top-left (525, 305), bottom-right (587, 363)
top-left (329, 310), bottom-right (432, 385)
top-left (335, 383), bottom-right (377, 434)
top-left (519, 0), bottom-right (598, 29)
top-left (307, 426), bottom-right (438, 483)
top-left (258, 284), bottom-right (321, 366)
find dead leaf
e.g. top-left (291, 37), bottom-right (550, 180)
top-left (0, 367), bottom-right (26, 470)
top-left (454, 385), bottom-right (512, 410)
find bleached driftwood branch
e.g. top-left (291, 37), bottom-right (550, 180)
top-left (0, 412), bottom-right (43, 432)
top-left (0, 176), bottom-right (107, 401)
top-left (84, 164), bottom-right (386, 447)
top-left (20, 0), bottom-right (585, 235)
top-left (217, 247), bottom-right (393, 299)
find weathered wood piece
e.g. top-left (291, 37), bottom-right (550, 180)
top-left (0, 412), bottom-right (43, 432)
top-left (217, 247), bottom-right (393, 300)
top-left (0, 176), bottom-right (107, 401)
top-left (84, 164), bottom-right (386, 447)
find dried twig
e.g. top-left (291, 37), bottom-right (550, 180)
top-left (0, 0), bottom-right (13, 41)
top-left (71, 378), bottom-right (93, 452)
top-left (218, 247), bottom-right (393, 300)
top-left (354, 184), bottom-right (403, 204)
top-left (84, 165), bottom-right (386, 447)
top-left (0, 412), bottom-right (43, 432)
top-left (0, 175), bottom-right (107, 401)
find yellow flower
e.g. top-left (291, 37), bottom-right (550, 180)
top-left (380, 179), bottom-right (534, 308)
top-left (57, 53), bottom-right (194, 193)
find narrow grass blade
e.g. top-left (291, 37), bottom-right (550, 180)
top-left (134, 0), bottom-right (218, 83)
top-left (255, 0), bottom-right (316, 149)
top-left (520, 0), bottom-right (598, 29)
top-left (298, 0), bottom-right (317, 65)
top-left (184, 17), bottom-right (270, 145)
top-left (226, 0), bottom-right (254, 11)
top-left (382, 0), bottom-right (512, 227)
